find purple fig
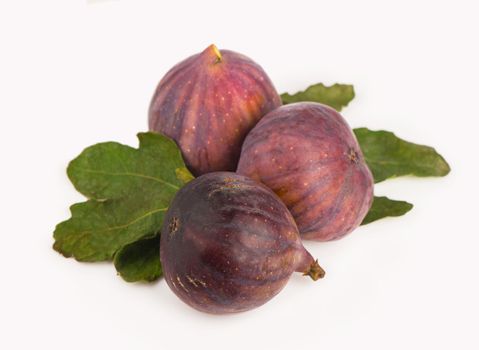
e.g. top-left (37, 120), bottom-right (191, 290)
top-left (160, 172), bottom-right (324, 314)
top-left (149, 44), bottom-right (281, 176)
top-left (237, 102), bottom-right (374, 241)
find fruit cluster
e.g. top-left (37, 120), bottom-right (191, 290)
top-left (149, 45), bottom-right (374, 313)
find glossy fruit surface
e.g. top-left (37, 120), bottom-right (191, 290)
top-left (149, 44), bottom-right (281, 176)
top-left (237, 102), bottom-right (374, 241)
top-left (160, 172), bottom-right (324, 314)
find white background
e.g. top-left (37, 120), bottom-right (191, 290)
top-left (1, 1), bottom-right (478, 349)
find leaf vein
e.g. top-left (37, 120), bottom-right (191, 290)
top-left (78, 169), bottom-right (180, 190)
top-left (71, 206), bottom-right (168, 237)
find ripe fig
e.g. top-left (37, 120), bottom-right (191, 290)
top-left (160, 172), bottom-right (324, 314)
top-left (149, 44), bottom-right (281, 176)
top-left (237, 102), bottom-right (374, 241)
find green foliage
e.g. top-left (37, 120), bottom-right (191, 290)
top-left (361, 196), bottom-right (413, 225)
top-left (281, 83), bottom-right (355, 111)
top-left (354, 128), bottom-right (450, 183)
top-left (53, 132), bottom-right (192, 262)
top-left (114, 235), bottom-right (162, 282)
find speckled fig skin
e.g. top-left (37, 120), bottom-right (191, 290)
top-left (149, 44), bottom-right (281, 176)
top-left (160, 172), bottom-right (324, 314)
top-left (237, 102), bottom-right (374, 241)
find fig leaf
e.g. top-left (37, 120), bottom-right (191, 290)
top-left (114, 234), bottom-right (162, 282)
top-left (354, 128), bottom-right (451, 183)
top-left (362, 196), bottom-right (413, 225)
top-left (281, 83), bottom-right (355, 111)
top-left (53, 132), bottom-right (192, 262)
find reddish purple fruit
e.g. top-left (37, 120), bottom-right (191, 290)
top-left (237, 102), bottom-right (374, 241)
top-left (160, 172), bottom-right (324, 314)
top-left (149, 44), bottom-right (281, 176)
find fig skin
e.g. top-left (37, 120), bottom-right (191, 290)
top-left (160, 172), bottom-right (324, 314)
top-left (237, 102), bottom-right (374, 241)
top-left (149, 44), bottom-right (282, 176)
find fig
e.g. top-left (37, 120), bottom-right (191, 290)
top-left (160, 172), bottom-right (324, 314)
top-left (237, 102), bottom-right (374, 241)
top-left (149, 44), bottom-right (281, 176)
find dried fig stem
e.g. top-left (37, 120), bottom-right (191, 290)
top-left (303, 260), bottom-right (325, 281)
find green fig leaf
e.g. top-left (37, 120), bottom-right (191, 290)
top-left (53, 132), bottom-right (192, 262)
top-left (354, 128), bottom-right (451, 183)
top-left (114, 234), bottom-right (162, 282)
top-left (281, 83), bottom-right (355, 111)
top-left (362, 196), bottom-right (413, 225)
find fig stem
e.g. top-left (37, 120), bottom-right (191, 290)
top-left (211, 44), bottom-right (222, 63)
top-left (303, 259), bottom-right (325, 281)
